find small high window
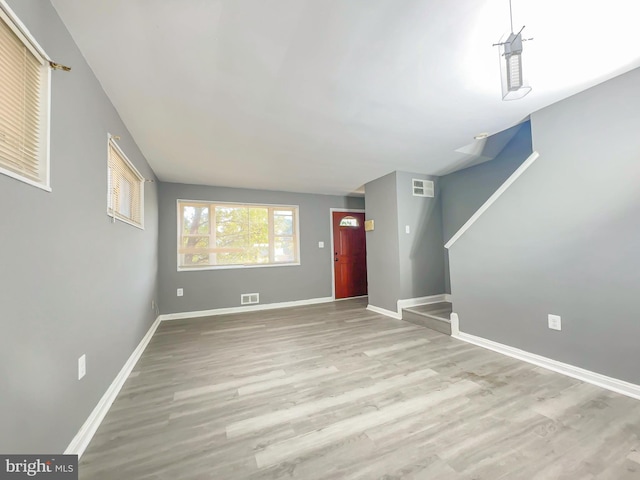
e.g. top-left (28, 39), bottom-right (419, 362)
top-left (107, 137), bottom-right (144, 228)
top-left (0, 4), bottom-right (51, 190)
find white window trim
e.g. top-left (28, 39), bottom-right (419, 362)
top-left (107, 134), bottom-right (145, 230)
top-left (176, 199), bottom-right (301, 272)
top-left (0, 0), bottom-right (52, 192)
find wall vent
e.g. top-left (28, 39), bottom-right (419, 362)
top-left (412, 179), bottom-right (434, 197)
top-left (241, 293), bottom-right (259, 305)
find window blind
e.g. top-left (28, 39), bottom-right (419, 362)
top-left (108, 140), bottom-right (143, 227)
top-left (0, 10), bottom-right (46, 184)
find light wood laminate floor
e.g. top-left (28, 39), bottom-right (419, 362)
top-left (79, 298), bottom-right (640, 479)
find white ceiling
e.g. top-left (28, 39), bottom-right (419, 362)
top-left (52, 0), bottom-right (640, 196)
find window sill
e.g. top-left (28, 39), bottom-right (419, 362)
top-left (177, 262), bottom-right (301, 272)
top-left (0, 167), bottom-right (51, 192)
top-left (107, 212), bottom-right (144, 230)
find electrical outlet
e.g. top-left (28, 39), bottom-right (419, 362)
top-left (548, 314), bottom-right (562, 331)
top-left (177, 288), bottom-right (184, 297)
top-left (318, 241), bottom-right (324, 248)
top-left (78, 354), bottom-right (86, 380)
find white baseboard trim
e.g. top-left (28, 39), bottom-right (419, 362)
top-left (368, 294), bottom-right (452, 320)
top-left (450, 312), bottom-right (460, 336)
top-left (65, 316), bottom-right (162, 458)
top-left (397, 294), bottom-right (451, 312)
top-left (334, 295), bottom-right (368, 302)
top-left (366, 304), bottom-right (402, 320)
top-left (158, 296), bottom-right (334, 321)
top-left (453, 330), bottom-right (640, 401)
top-left (64, 296), bottom-right (338, 456)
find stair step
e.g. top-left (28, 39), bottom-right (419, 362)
top-left (404, 302), bottom-right (452, 316)
top-left (402, 309), bottom-right (451, 335)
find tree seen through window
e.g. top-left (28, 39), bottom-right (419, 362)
top-left (178, 202), bottom-right (299, 269)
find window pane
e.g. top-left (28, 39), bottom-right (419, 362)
top-left (274, 237), bottom-right (295, 263)
top-left (181, 205), bottom-right (210, 266)
top-left (183, 206), bottom-right (209, 234)
top-left (216, 206), bottom-right (269, 265)
top-left (119, 178), bottom-right (132, 218)
top-left (274, 210), bottom-right (293, 235)
top-left (339, 216), bottom-right (359, 227)
top-left (181, 236), bottom-right (210, 266)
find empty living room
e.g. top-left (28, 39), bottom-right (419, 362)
top-left (2, 0), bottom-right (640, 478)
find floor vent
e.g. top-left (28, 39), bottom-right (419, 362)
top-left (241, 293), bottom-right (259, 305)
top-left (412, 179), bottom-right (434, 197)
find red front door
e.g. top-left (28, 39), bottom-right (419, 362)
top-left (333, 211), bottom-right (368, 299)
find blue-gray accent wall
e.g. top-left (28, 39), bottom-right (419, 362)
top-left (365, 171), bottom-right (445, 312)
top-left (440, 122), bottom-right (533, 292)
top-left (448, 67), bottom-right (640, 384)
top-left (158, 182), bottom-right (364, 314)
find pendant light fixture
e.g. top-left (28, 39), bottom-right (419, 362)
top-left (493, 0), bottom-right (532, 101)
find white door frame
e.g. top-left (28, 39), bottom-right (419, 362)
top-left (329, 208), bottom-right (366, 300)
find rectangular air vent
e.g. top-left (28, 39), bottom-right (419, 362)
top-left (241, 293), bottom-right (259, 305)
top-left (412, 178), bottom-right (434, 197)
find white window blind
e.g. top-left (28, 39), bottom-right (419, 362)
top-left (0, 6), bottom-right (50, 189)
top-left (108, 138), bottom-right (144, 228)
top-left (178, 201), bottom-right (300, 270)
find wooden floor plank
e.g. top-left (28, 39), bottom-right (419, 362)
top-left (78, 298), bottom-right (640, 479)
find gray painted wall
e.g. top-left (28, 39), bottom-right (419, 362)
top-left (0, 0), bottom-right (159, 453)
top-left (364, 172), bottom-right (401, 312)
top-left (158, 182), bottom-right (364, 314)
top-left (440, 122), bottom-right (532, 292)
top-left (448, 67), bottom-right (640, 384)
top-left (396, 172), bottom-right (445, 299)
top-left (365, 171), bottom-right (446, 312)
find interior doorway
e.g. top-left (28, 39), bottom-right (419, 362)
top-left (331, 210), bottom-right (368, 299)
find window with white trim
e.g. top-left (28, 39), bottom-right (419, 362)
top-left (0, 4), bottom-right (51, 190)
top-left (178, 200), bottom-right (300, 270)
top-left (108, 137), bottom-right (144, 228)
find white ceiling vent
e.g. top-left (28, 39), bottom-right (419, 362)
top-left (241, 293), bottom-right (259, 305)
top-left (412, 179), bottom-right (434, 197)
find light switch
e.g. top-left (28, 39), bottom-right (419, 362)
top-left (78, 354), bottom-right (86, 380)
top-left (318, 241), bottom-right (324, 248)
top-left (405, 225), bottom-right (411, 234)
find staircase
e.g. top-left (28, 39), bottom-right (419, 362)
top-left (402, 302), bottom-right (452, 335)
